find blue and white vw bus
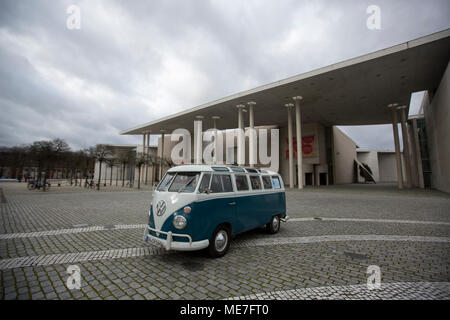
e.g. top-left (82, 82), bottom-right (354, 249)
top-left (144, 165), bottom-right (287, 257)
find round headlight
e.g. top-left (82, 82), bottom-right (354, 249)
top-left (173, 215), bottom-right (187, 230)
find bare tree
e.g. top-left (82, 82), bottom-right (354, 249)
top-left (1, 140), bottom-right (94, 186)
top-left (105, 157), bottom-right (117, 186)
top-left (89, 144), bottom-right (113, 190)
top-left (164, 158), bottom-right (175, 169)
top-left (28, 139), bottom-right (71, 191)
top-left (135, 152), bottom-right (148, 189)
top-left (0, 146), bottom-right (9, 178)
top-left (0, 146), bottom-right (27, 179)
top-left (117, 150), bottom-right (133, 187)
top-left (147, 154), bottom-right (159, 187)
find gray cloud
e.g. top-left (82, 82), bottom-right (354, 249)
top-left (0, 0), bottom-right (449, 151)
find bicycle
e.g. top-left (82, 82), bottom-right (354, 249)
top-left (27, 180), bottom-right (36, 190)
top-left (27, 180), bottom-right (51, 191)
top-left (42, 181), bottom-right (51, 191)
top-left (84, 179), bottom-right (95, 189)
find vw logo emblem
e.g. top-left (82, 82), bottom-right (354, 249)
top-left (156, 200), bottom-right (167, 216)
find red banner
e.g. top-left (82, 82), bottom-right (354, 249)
top-left (285, 136), bottom-right (314, 158)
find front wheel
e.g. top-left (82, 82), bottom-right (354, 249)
top-left (266, 215), bottom-right (281, 234)
top-left (208, 226), bottom-right (231, 258)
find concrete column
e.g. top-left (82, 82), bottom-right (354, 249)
top-left (194, 116), bottom-right (204, 164)
top-left (236, 105), bottom-right (246, 166)
top-left (247, 101), bottom-right (256, 167)
top-left (388, 104), bottom-right (404, 189)
top-left (398, 106), bottom-right (412, 188)
top-left (412, 119), bottom-right (424, 189)
top-left (212, 116), bottom-right (220, 164)
top-left (142, 134), bottom-right (146, 183)
top-left (145, 132), bottom-right (150, 185)
top-left (293, 96), bottom-right (303, 189)
top-left (159, 131), bottom-right (165, 180)
top-left (285, 103), bottom-right (295, 188)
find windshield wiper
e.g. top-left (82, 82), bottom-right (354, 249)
top-left (158, 174), bottom-right (176, 191)
top-left (177, 176), bottom-right (197, 192)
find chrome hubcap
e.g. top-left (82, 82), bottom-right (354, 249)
top-left (214, 230), bottom-right (228, 252)
top-left (272, 216), bottom-right (279, 230)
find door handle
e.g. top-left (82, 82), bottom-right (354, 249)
top-left (228, 202), bottom-right (236, 206)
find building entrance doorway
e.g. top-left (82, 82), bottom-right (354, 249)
top-left (320, 173), bottom-right (327, 186)
top-left (305, 173), bottom-right (313, 186)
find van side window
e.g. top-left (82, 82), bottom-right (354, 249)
top-left (222, 175), bottom-right (233, 192)
top-left (198, 174), bottom-right (211, 193)
top-left (235, 175), bottom-right (249, 191)
top-left (210, 174), bottom-right (233, 193)
top-left (262, 176), bottom-right (272, 189)
top-left (271, 176), bottom-right (281, 189)
top-left (250, 175), bottom-right (262, 190)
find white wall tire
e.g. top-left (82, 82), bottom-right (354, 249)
top-left (267, 215), bottom-right (281, 234)
top-left (208, 226), bottom-right (231, 258)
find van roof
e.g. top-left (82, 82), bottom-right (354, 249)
top-left (167, 165), bottom-right (278, 175)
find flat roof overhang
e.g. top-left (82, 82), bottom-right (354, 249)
top-left (121, 29), bottom-right (450, 135)
top-left (103, 144), bottom-right (137, 150)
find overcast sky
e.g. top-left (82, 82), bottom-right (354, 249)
top-left (0, 0), bottom-right (449, 151)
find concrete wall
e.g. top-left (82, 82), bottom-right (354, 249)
top-left (378, 152), bottom-right (399, 182)
top-left (279, 122), bottom-right (328, 186)
top-left (356, 151), bottom-right (406, 183)
top-left (94, 161), bottom-right (135, 183)
top-left (357, 151), bottom-right (380, 182)
top-left (424, 62), bottom-right (450, 193)
top-left (332, 126), bottom-right (357, 184)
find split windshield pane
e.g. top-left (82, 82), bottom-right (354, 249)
top-left (156, 172), bottom-right (176, 191)
top-left (168, 172), bottom-right (200, 192)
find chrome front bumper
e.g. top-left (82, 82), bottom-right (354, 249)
top-left (144, 225), bottom-right (209, 251)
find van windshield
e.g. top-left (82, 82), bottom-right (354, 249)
top-left (168, 172), bottom-right (200, 193)
top-left (156, 172), bottom-right (176, 191)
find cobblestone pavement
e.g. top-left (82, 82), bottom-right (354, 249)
top-left (228, 282), bottom-right (450, 300)
top-left (0, 182), bottom-right (449, 300)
